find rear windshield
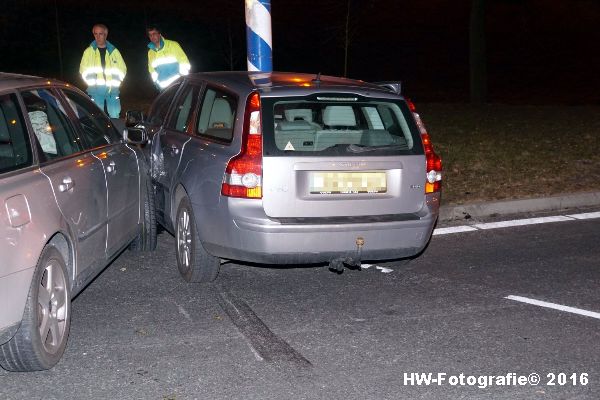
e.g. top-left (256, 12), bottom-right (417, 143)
top-left (261, 95), bottom-right (422, 156)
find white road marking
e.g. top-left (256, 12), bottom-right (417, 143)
top-left (249, 345), bottom-right (265, 361)
top-left (433, 226), bottom-right (478, 235)
top-left (505, 295), bottom-right (600, 320)
top-left (566, 211), bottom-right (600, 220)
top-left (177, 305), bottom-right (192, 321)
top-left (433, 211), bottom-right (599, 236)
top-left (361, 264), bottom-right (395, 273)
top-left (474, 216), bottom-right (574, 230)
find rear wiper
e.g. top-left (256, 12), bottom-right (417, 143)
top-left (346, 144), bottom-right (407, 153)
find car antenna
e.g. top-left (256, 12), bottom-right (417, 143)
top-left (312, 72), bottom-right (322, 85)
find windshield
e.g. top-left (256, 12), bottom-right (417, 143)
top-left (262, 95), bottom-right (422, 156)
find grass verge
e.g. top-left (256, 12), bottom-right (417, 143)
top-left (419, 104), bottom-right (600, 205)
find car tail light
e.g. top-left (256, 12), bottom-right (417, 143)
top-left (221, 92), bottom-right (263, 198)
top-left (406, 99), bottom-right (442, 194)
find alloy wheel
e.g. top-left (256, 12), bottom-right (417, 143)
top-left (37, 258), bottom-right (69, 355)
top-left (177, 207), bottom-right (192, 270)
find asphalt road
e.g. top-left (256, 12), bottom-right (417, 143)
top-left (1, 213), bottom-right (599, 400)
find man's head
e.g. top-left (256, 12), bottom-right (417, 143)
top-left (92, 24), bottom-right (108, 48)
top-left (146, 25), bottom-right (162, 47)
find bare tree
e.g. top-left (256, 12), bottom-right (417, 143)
top-left (470, 0), bottom-right (487, 103)
top-left (318, 0), bottom-right (373, 77)
top-left (343, 0), bottom-right (351, 77)
top-left (53, 0), bottom-right (64, 79)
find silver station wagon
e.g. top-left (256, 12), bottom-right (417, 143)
top-left (0, 73), bottom-right (156, 371)
top-left (129, 72), bottom-right (441, 282)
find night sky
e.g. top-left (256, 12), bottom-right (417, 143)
top-left (1, 0), bottom-right (599, 104)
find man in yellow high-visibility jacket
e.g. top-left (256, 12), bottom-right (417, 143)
top-left (79, 24), bottom-right (126, 118)
top-left (146, 25), bottom-right (191, 91)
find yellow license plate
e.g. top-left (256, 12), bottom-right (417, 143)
top-left (310, 171), bottom-right (387, 194)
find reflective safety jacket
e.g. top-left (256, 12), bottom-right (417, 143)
top-left (79, 40), bottom-right (127, 92)
top-left (147, 37), bottom-right (191, 90)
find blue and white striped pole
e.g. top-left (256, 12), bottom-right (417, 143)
top-left (245, 0), bottom-right (272, 72)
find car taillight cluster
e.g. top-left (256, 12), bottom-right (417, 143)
top-left (221, 92), bottom-right (263, 199)
top-left (407, 99), bottom-right (442, 194)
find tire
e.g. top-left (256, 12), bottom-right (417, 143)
top-left (175, 195), bottom-right (220, 282)
top-left (0, 246), bottom-right (71, 371)
top-left (129, 176), bottom-right (157, 252)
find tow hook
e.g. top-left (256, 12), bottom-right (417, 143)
top-left (328, 237), bottom-right (364, 274)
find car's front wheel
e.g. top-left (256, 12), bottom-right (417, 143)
top-left (0, 245), bottom-right (71, 371)
top-left (175, 196), bottom-right (220, 283)
top-left (129, 176), bottom-right (157, 252)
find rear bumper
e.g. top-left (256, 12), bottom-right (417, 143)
top-left (201, 195), bottom-right (440, 264)
top-left (0, 266), bottom-right (35, 345)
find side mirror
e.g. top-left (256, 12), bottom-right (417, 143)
top-left (124, 127), bottom-right (148, 145)
top-left (110, 118), bottom-right (126, 134)
top-left (125, 110), bottom-right (144, 127)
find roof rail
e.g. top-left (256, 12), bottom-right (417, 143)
top-left (373, 81), bottom-right (402, 95)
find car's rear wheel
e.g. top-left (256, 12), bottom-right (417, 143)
top-left (175, 196), bottom-right (220, 282)
top-left (129, 176), bottom-right (157, 252)
top-left (0, 245), bottom-right (71, 371)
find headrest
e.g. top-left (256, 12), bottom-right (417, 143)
top-left (285, 109), bottom-right (313, 122)
top-left (0, 110), bottom-right (9, 141)
top-left (322, 106), bottom-right (356, 127)
top-left (276, 120), bottom-right (315, 131)
top-left (209, 98), bottom-right (232, 128)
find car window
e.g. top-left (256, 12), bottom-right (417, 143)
top-left (168, 84), bottom-right (200, 132)
top-left (62, 90), bottom-right (121, 148)
top-left (196, 87), bottom-right (237, 141)
top-left (149, 84), bottom-right (179, 126)
top-left (0, 93), bottom-right (33, 174)
top-left (21, 89), bottom-right (84, 160)
top-left (263, 97), bottom-right (418, 155)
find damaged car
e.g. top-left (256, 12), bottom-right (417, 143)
top-left (127, 72), bottom-right (441, 281)
top-left (0, 73), bottom-right (156, 372)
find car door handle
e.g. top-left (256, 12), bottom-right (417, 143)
top-left (169, 145), bottom-right (180, 156)
top-left (58, 177), bottom-right (74, 192)
top-left (106, 160), bottom-right (117, 174)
